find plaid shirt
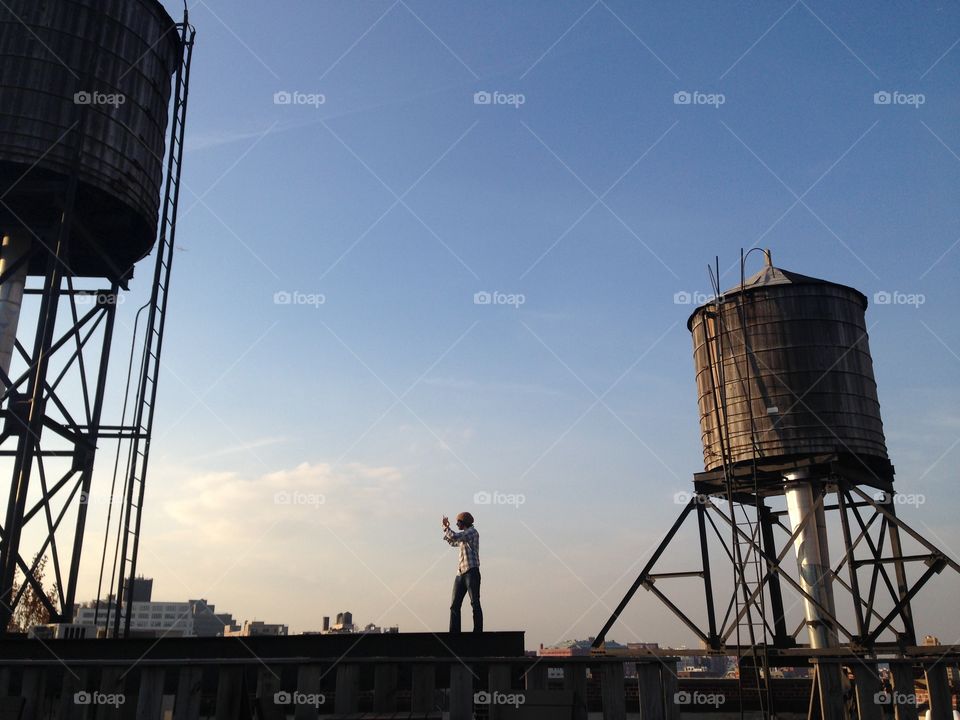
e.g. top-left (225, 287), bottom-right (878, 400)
top-left (443, 525), bottom-right (479, 574)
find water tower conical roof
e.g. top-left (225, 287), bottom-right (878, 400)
top-left (687, 253), bottom-right (868, 330)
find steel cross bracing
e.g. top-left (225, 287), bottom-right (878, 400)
top-left (0, 280), bottom-right (122, 630)
top-left (110, 18), bottom-right (195, 639)
top-left (593, 472), bottom-right (959, 654)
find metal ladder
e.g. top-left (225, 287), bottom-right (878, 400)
top-left (729, 500), bottom-right (774, 716)
top-left (732, 506), bottom-right (767, 641)
top-left (113, 19), bottom-right (195, 638)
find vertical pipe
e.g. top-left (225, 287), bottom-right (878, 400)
top-left (784, 477), bottom-right (837, 649)
top-left (759, 503), bottom-right (789, 645)
top-left (0, 231), bottom-right (30, 388)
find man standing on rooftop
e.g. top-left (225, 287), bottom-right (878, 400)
top-left (442, 512), bottom-right (482, 633)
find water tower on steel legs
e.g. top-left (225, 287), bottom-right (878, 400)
top-left (593, 250), bottom-right (960, 718)
top-left (0, 0), bottom-right (195, 636)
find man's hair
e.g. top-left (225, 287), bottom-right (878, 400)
top-left (456, 512), bottom-right (474, 526)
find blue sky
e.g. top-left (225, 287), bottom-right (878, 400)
top-left (51, 0), bottom-right (960, 649)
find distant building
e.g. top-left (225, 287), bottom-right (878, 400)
top-left (674, 648), bottom-right (729, 678)
top-left (305, 611), bottom-right (398, 635)
top-left (123, 575), bottom-right (153, 603)
top-left (72, 580), bottom-right (238, 637)
top-left (539, 638), bottom-right (632, 678)
top-left (29, 624), bottom-right (90, 640)
top-left (75, 600), bottom-right (193, 637)
top-left (191, 599), bottom-right (240, 636)
top-left (625, 642), bottom-right (659, 651)
top-left (538, 638), bottom-right (626, 656)
top-left (361, 623), bottom-right (399, 634)
top-left (316, 611), bottom-right (356, 634)
top-left (225, 620), bottom-right (288, 637)
top-left (924, 635), bottom-right (958, 682)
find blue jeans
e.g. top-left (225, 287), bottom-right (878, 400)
top-left (449, 567), bottom-right (482, 633)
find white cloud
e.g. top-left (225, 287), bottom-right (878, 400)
top-left (160, 460), bottom-right (406, 543)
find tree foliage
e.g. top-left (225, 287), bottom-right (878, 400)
top-left (5, 553), bottom-right (60, 633)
